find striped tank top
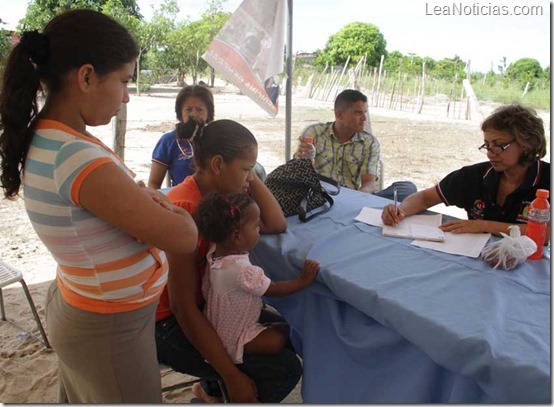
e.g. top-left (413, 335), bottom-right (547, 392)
top-left (23, 120), bottom-right (168, 314)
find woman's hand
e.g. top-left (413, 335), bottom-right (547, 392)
top-left (137, 181), bottom-right (190, 216)
top-left (381, 203), bottom-right (406, 226)
top-left (224, 370), bottom-right (259, 403)
top-left (440, 219), bottom-right (486, 234)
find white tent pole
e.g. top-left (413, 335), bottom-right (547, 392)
top-left (285, 0), bottom-right (293, 162)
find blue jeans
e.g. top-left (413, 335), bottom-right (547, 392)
top-left (155, 309), bottom-right (302, 402)
top-left (375, 181), bottom-right (417, 202)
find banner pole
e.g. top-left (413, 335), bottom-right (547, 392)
top-left (285, 0), bottom-right (293, 162)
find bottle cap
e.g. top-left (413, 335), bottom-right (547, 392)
top-left (536, 189), bottom-right (549, 199)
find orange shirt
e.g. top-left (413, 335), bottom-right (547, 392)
top-left (155, 176), bottom-right (210, 321)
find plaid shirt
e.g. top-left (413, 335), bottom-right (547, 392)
top-left (302, 122), bottom-right (380, 190)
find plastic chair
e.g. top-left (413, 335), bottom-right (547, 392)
top-left (376, 158), bottom-right (385, 192)
top-left (364, 111), bottom-right (384, 192)
top-left (0, 261), bottom-right (51, 349)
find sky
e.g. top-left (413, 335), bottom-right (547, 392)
top-left (1, 0), bottom-right (550, 73)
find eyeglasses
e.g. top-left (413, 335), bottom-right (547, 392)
top-left (478, 140), bottom-right (515, 155)
top-left (176, 138), bottom-right (194, 160)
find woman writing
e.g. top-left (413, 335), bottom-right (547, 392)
top-left (155, 119), bottom-right (302, 403)
top-left (382, 104), bottom-right (549, 237)
top-left (0, 10), bottom-right (198, 403)
top-left (148, 85), bottom-right (214, 189)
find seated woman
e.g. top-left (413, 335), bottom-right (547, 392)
top-left (148, 85), bottom-right (214, 189)
top-left (148, 85), bottom-right (267, 188)
top-left (155, 119), bottom-right (301, 403)
top-left (382, 103), bottom-right (549, 237)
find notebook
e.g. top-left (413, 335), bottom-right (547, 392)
top-left (382, 223), bottom-right (446, 242)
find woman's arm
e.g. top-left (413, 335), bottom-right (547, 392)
top-left (249, 172), bottom-right (287, 233)
top-left (382, 185), bottom-right (547, 237)
top-left (167, 252), bottom-right (259, 403)
top-left (440, 219), bottom-right (551, 239)
top-left (79, 162), bottom-right (197, 254)
top-left (148, 161), bottom-right (168, 190)
top-left (381, 186), bottom-right (441, 225)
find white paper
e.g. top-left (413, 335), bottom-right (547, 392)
top-left (354, 207), bottom-right (491, 258)
top-left (382, 223), bottom-right (446, 242)
top-left (354, 207), bottom-right (385, 227)
top-left (355, 207), bottom-right (443, 228)
top-left (411, 232), bottom-right (492, 258)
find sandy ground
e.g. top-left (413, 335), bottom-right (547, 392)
top-left (0, 83), bottom-right (549, 403)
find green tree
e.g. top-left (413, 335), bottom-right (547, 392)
top-left (159, 20), bottom-right (197, 85)
top-left (0, 22), bottom-right (12, 86)
top-left (199, 0), bottom-right (230, 86)
top-left (315, 22), bottom-right (387, 68)
top-left (383, 50), bottom-right (405, 73)
top-left (430, 55), bottom-right (466, 81)
top-left (543, 65), bottom-right (550, 80)
top-left (0, 24), bottom-right (11, 64)
top-left (152, 0), bottom-right (229, 86)
top-left (504, 58), bottom-right (543, 90)
top-left (404, 55), bottom-right (424, 76)
top-left (18, 0), bottom-right (140, 31)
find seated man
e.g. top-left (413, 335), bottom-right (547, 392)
top-left (293, 89), bottom-right (416, 201)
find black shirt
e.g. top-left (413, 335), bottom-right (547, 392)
top-left (436, 160), bottom-right (550, 223)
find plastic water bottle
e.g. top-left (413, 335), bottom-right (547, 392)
top-left (302, 136), bottom-right (316, 164)
top-left (525, 189), bottom-right (550, 260)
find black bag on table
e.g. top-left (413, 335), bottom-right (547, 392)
top-left (265, 158), bottom-right (340, 222)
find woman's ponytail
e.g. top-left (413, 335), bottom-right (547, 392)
top-left (0, 33), bottom-right (45, 199)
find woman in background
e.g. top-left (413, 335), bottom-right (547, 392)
top-left (148, 85), bottom-right (214, 189)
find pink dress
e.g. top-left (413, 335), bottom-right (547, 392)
top-left (202, 244), bottom-right (271, 363)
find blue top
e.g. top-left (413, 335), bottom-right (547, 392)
top-left (151, 129), bottom-right (194, 186)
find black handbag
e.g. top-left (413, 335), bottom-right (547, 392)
top-left (265, 158), bottom-right (340, 222)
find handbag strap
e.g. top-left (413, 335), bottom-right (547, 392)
top-left (298, 188), bottom-right (334, 222)
top-left (317, 173), bottom-right (340, 196)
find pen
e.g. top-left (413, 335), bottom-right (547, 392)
top-left (393, 187), bottom-right (398, 215)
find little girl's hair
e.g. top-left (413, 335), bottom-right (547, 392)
top-left (195, 192), bottom-right (255, 243)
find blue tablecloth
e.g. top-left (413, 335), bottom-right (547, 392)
top-left (250, 187), bottom-right (550, 403)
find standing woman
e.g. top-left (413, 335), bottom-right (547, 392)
top-left (148, 85), bottom-right (215, 189)
top-left (0, 9), bottom-right (198, 403)
top-left (155, 119), bottom-right (301, 403)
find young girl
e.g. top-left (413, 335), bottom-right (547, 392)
top-left (0, 9), bottom-right (197, 403)
top-left (154, 119), bottom-right (300, 403)
top-left (195, 192), bottom-right (319, 364)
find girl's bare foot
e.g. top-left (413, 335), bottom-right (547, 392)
top-left (192, 382), bottom-right (223, 403)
